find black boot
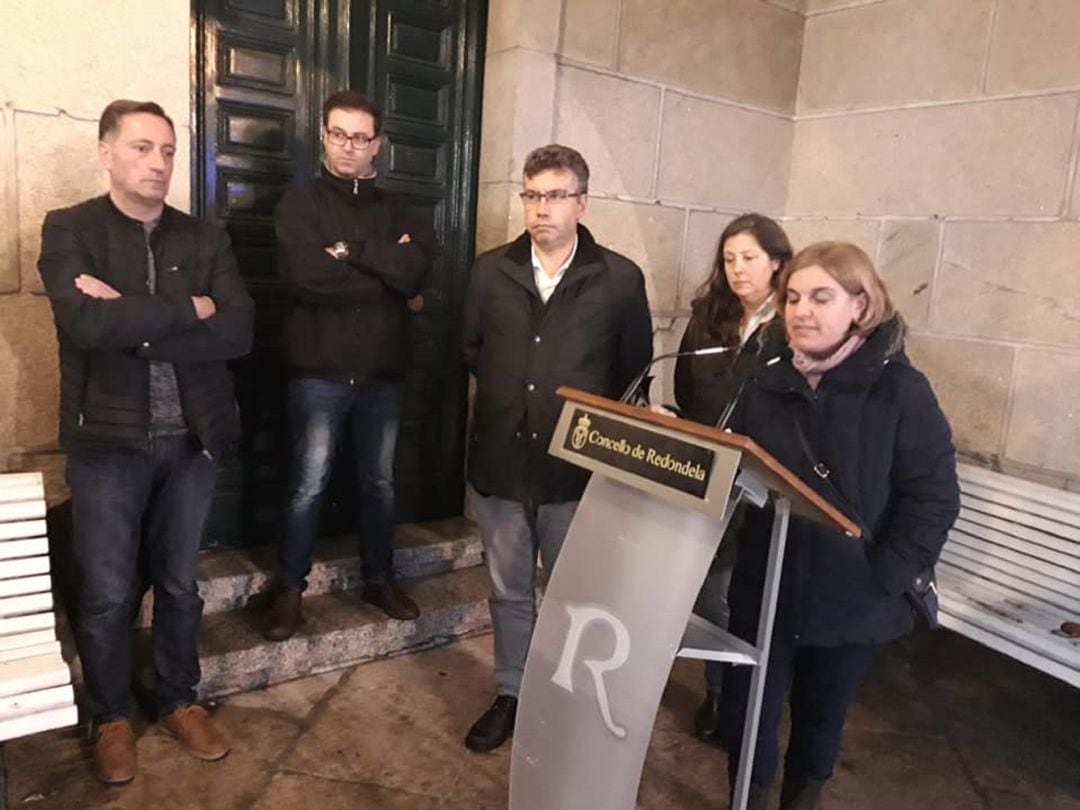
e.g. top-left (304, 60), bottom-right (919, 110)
top-left (694, 690), bottom-right (724, 743)
top-left (779, 776), bottom-right (826, 810)
top-left (464, 695), bottom-right (517, 752)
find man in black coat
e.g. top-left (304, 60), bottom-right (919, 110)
top-left (38, 100), bottom-right (254, 785)
top-left (461, 144), bottom-right (653, 752)
top-left (265, 91), bottom-right (432, 640)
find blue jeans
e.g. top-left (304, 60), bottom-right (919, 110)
top-left (279, 377), bottom-right (403, 590)
top-left (66, 435), bottom-right (217, 723)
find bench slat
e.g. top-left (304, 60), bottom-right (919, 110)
top-left (0, 521), bottom-right (47, 542)
top-left (958, 463), bottom-right (1080, 514)
top-left (961, 481), bottom-right (1080, 530)
top-left (0, 704), bottom-right (77, 743)
top-left (0, 539), bottom-right (48, 561)
top-left (938, 558), bottom-right (1080, 616)
top-left (938, 593), bottom-right (1079, 671)
top-left (939, 614), bottom-right (1080, 689)
top-left (0, 557), bottom-right (50, 580)
top-left (943, 536), bottom-right (1080, 601)
top-left (940, 549), bottom-right (1080, 613)
top-left (0, 613), bottom-right (55, 638)
top-left (0, 502), bottom-right (46, 523)
top-left (951, 518), bottom-right (1080, 568)
top-left (960, 495), bottom-right (1080, 545)
top-left (937, 566), bottom-right (1080, 629)
top-left (963, 481), bottom-right (1080, 527)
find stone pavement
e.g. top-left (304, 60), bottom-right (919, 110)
top-left (3, 630), bottom-right (1078, 809)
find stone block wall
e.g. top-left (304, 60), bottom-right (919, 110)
top-left (789, 0), bottom-right (1080, 489)
top-left (0, 2), bottom-right (190, 494)
top-left (476, 0), bottom-right (805, 403)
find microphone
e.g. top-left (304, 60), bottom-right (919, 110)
top-left (618, 345), bottom-right (738, 404)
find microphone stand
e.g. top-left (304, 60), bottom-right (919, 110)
top-left (617, 345), bottom-right (737, 405)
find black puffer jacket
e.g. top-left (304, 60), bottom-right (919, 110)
top-left (462, 226), bottom-right (653, 503)
top-left (726, 318), bottom-right (960, 647)
top-left (673, 311), bottom-right (774, 426)
top-left (38, 196), bottom-right (254, 457)
top-left (275, 171), bottom-right (432, 381)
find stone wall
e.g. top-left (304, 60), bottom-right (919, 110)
top-left (789, 0), bottom-right (1080, 489)
top-left (476, 0), bottom-right (805, 402)
top-left (0, 3), bottom-right (190, 494)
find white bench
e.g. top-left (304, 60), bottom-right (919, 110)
top-left (0, 473), bottom-right (78, 740)
top-left (937, 463), bottom-right (1080, 689)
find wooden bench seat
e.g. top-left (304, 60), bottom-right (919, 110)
top-left (938, 463), bottom-right (1080, 689)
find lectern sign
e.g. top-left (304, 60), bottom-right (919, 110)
top-left (563, 409), bottom-right (714, 498)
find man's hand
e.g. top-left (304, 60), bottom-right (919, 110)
top-left (75, 274), bottom-right (121, 300)
top-left (192, 296), bottom-right (216, 320)
top-left (647, 403), bottom-right (677, 417)
top-left (397, 233), bottom-right (411, 244)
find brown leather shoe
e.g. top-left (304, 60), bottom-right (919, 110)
top-left (265, 586), bottom-right (303, 641)
top-left (361, 580), bottom-right (420, 620)
top-left (93, 718), bottom-right (136, 786)
top-left (160, 704), bottom-right (230, 761)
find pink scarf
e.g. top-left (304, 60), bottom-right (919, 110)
top-left (791, 333), bottom-right (865, 390)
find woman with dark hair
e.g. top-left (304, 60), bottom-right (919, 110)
top-left (666, 213), bottom-right (793, 744)
top-left (720, 242), bottom-right (959, 809)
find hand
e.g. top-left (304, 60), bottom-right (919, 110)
top-left (323, 246), bottom-right (340, 258)
top-left (397, 233), bottom-right (411, 244)
top-left (75, 274), bottom-right (121, 300)
top-left (647, 403), bottom-right (677, 417)
top-left (191, 296), bottom-right (216, 320)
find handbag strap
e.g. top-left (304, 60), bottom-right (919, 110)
top-left (792, 417), bottom-right (867, 534)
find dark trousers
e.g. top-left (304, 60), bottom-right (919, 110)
top-left (67, 435), bottom-right (217, 723)
top-left (279, 377), bottom-right (403, 590)
top-left (722, 636), bottom-right (879, 788)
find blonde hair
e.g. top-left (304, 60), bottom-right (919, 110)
top-left (779, 241), bottom-right (895, 335)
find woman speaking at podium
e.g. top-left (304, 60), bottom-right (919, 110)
top-left (718, 242), bottom-right (959, 809)
top-left (666, 214), bottom-right (793, 744)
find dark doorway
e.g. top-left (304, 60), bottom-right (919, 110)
top-left (191, 0), bottom-right (485, 547)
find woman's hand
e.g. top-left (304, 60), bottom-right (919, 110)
top-left (647, 403), bottom-right (677, 417)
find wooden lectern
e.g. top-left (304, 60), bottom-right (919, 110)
top-left (508, 388), bottom-right (858, 810)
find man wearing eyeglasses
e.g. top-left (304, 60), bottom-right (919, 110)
top-left (461, 144), bottom-right (653, 752)
top-left (266, 90), bottom-right (432, 640)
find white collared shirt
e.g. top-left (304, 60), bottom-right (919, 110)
top-left (531, 237), bottom-right (579, 304)
top-left (739, 295), bottom-right (777, 345)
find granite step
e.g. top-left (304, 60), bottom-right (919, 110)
top-left (188, 564), bottom-right (492, 699)
top-left (135, 517), bottom-right (483, 628)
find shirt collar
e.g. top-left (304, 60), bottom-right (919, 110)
top-left (530, 236), bottom-right (579, 278)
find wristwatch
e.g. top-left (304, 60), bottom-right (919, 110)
top-left (330, 241), bottom-right (350, 260)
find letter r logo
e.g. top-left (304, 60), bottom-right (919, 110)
top-left (551, 604), bottom-right (631, 739)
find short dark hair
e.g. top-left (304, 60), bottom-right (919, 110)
top-left (523, 144), bottom-right (590, 193)
top-left (322, 90), bottom-right (383, 134)
top-left (98, 100), bottom-right (175, 141)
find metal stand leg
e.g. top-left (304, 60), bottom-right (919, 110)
top-left (730, 497), bottom-right (791, 810)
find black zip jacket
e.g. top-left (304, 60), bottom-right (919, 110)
top-left (275, 170), bottom-right (433, 381)
top-left (462, 226), bottom-right (653, 503)
top-left (38, 196), bottom-right (254, 457)
top-left (726, 318), bottom-right (960, 647)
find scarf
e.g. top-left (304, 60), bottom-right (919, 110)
top-left (791, 332), bottom-right (866, 390)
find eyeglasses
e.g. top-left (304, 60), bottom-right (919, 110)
top-left (519, 190), bottom-right (586, 204)
top-left (325, 128), bottom-right (377, 150)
